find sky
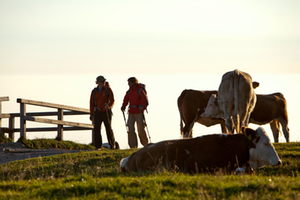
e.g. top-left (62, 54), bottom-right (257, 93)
top-left (0, 0), bottom-right (300, 148)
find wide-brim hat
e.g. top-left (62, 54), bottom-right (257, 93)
top-left (96, 75), bottom-right (106, 82)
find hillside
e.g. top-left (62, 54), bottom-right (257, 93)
top-left (0, 142), bottom-right (299, 199)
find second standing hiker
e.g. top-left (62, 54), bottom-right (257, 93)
top-left (121, 77), bottom-right (149, 148)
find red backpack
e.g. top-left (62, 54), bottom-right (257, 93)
top-left (127, 83), bottom-right (149, 107)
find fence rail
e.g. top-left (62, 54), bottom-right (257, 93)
top-left (0, 97), bottom-right (94, 143)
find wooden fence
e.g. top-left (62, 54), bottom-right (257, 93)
top-left (0, 97), bottom-right (94, 143)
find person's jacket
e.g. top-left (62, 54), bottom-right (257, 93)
top-left (90, 82), bottom-right (114, 117)
top-left (122, 84), bottom-right (147, 114)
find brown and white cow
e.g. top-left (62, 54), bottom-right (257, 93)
top-left (177, 89), bottom-right (227, 138)
top-left (120, 127), bottom-right (281, 173)
top-left (202, 93), bottom-right (290, 142)
top-left (204, 69), bottom-right (259, 134)
top-left (251, 93), bottom-right (289, 142)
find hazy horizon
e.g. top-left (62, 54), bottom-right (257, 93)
top-left (1, 73), bottom-right (299, 149)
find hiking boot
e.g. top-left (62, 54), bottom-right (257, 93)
top-left (115, 141), bottom-right (120, 150)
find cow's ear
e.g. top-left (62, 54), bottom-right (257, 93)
top-left (244, 127), bottom-right (257, 141)
top-left (252, 81), bottom-right (260, 89)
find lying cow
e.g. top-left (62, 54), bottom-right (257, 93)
top-left (202, 93), bottom-right (290, 142)
top-left (120, 127), bottom-right (281, 173)
top-left (177, 89), bottom-right (227, 138)
top-left (210, 69), bottom-right (259, 133)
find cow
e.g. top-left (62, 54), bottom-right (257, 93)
top-left (203, 69), bottom-right (259, 134)
top-left (202, 93), bottom-right (290, 142)
top-left (251, 93), bottom-right (289, 142)
top-left (120, 127), bottom-right (281, 173)
top-left (177, 89), bottom-right (227, 138)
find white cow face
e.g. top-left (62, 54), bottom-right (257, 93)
top-left (245, 127), bottom-right (281, 168)
top-left (120, 156), bottom-right (129, 172)
top-left (201, 94), bottom-right (223, 118)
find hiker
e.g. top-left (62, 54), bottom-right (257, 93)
top-left (90, 75), bottom-right (117, 150)
top-left (121, 77), bottom-right (149, 148)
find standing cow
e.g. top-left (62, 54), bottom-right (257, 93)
top-left (202, 93), bottom-right (290, 142)
top-left (251, 93), bottom-right (289, 142)
top-left (203, 69), bottom-right (259, 134)
top-left (120, 127), bottom-right (281, 173)
top-left (177, 89), bottom-right (227, 138)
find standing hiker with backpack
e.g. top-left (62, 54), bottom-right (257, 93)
top-left (90, 75), bottom-right (117, 150)
top-left (121, 77), bottom-right (149, 148)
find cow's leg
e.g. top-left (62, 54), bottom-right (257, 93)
top-left (220, 105), bottom-right (234, 133)
top-left (181, 121), bottom-right (194, 138)
top-left (226, 118), bottom-right (234, 134)
top-left (270, 120), bottom-right (280, 143)
top-left (277, 117), bottom-right (290, 142)
top-left (220, 121), bottom-right (228, 133)
top-left (182, 112), bottom-right (199, 138)
top-left (243, 110), bottom-right (252, 127)
top-left (223, 113), bottom-right (234, 134)
top-left (183, 122), bottom-right (194, 138)
top-left (237, 105), bottom-right (250, 133)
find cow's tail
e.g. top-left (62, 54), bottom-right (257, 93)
top-left (179, 119), bottom-right (184, 137)
top-left (179, 108), bottom-right (185, 138)
top-left (178, 91), bottom-right (185, 137)
top-left (233, 70), bottom-right (240, 133)
top-left (275, 120), bottom-right (283, 136)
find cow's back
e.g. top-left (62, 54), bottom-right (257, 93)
top-left (251, 93), bottom-right (288, 124)
top-left (218, 70), bottom-right (254, 108)
top-left (165, 135), bottom-right (249, 172)
top-left (124, 134), bottom-right (249, 173)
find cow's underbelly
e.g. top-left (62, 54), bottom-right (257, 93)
top-left (196, 117), bottom-right (224, 127)
top-left (250, 119), bottom-right (273, 125)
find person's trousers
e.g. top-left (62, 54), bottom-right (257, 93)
top-left (127, 113), bottom-right (149, 148)
top-left (93, 110), bottom-right (115, 149)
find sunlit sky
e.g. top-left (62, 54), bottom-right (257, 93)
top-left (1, 0), bottom-right (300, 148)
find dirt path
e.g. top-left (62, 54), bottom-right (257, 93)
top-left (0, 142), bottom-right (85, 165)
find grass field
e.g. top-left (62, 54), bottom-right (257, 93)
top-left (0, 140), bottom-right (299, 199)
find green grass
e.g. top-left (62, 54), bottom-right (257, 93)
top-left (17, 138), bottom-right (96, 150)
top-left (0, 141), bottom-right (300, 199)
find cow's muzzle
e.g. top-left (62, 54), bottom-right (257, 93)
top-left (276, 160), bottom-right (282, 166)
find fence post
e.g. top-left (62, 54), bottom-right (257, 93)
top-left (0, 97), bottom-right (8, 127)
top-left (9, 117), bottom-right (15, 141)
top-left (57, 108), bottom-right (63, 141)
top-left (20, 102), bottom-right (26, 139)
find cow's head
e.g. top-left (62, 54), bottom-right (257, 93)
top-left (243, 126), bottom-right (281, 168)
top-left (120, 156), bottom-right (130, 172)
top-left (201, 94), bottom-right (223, 118)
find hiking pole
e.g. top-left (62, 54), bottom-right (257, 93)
top-left (139, 107), bottom-right (151, 143)
top-left (105, 104), bottom-right (112, 125)
top-left (122, 110), bottom-right (129, 134)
